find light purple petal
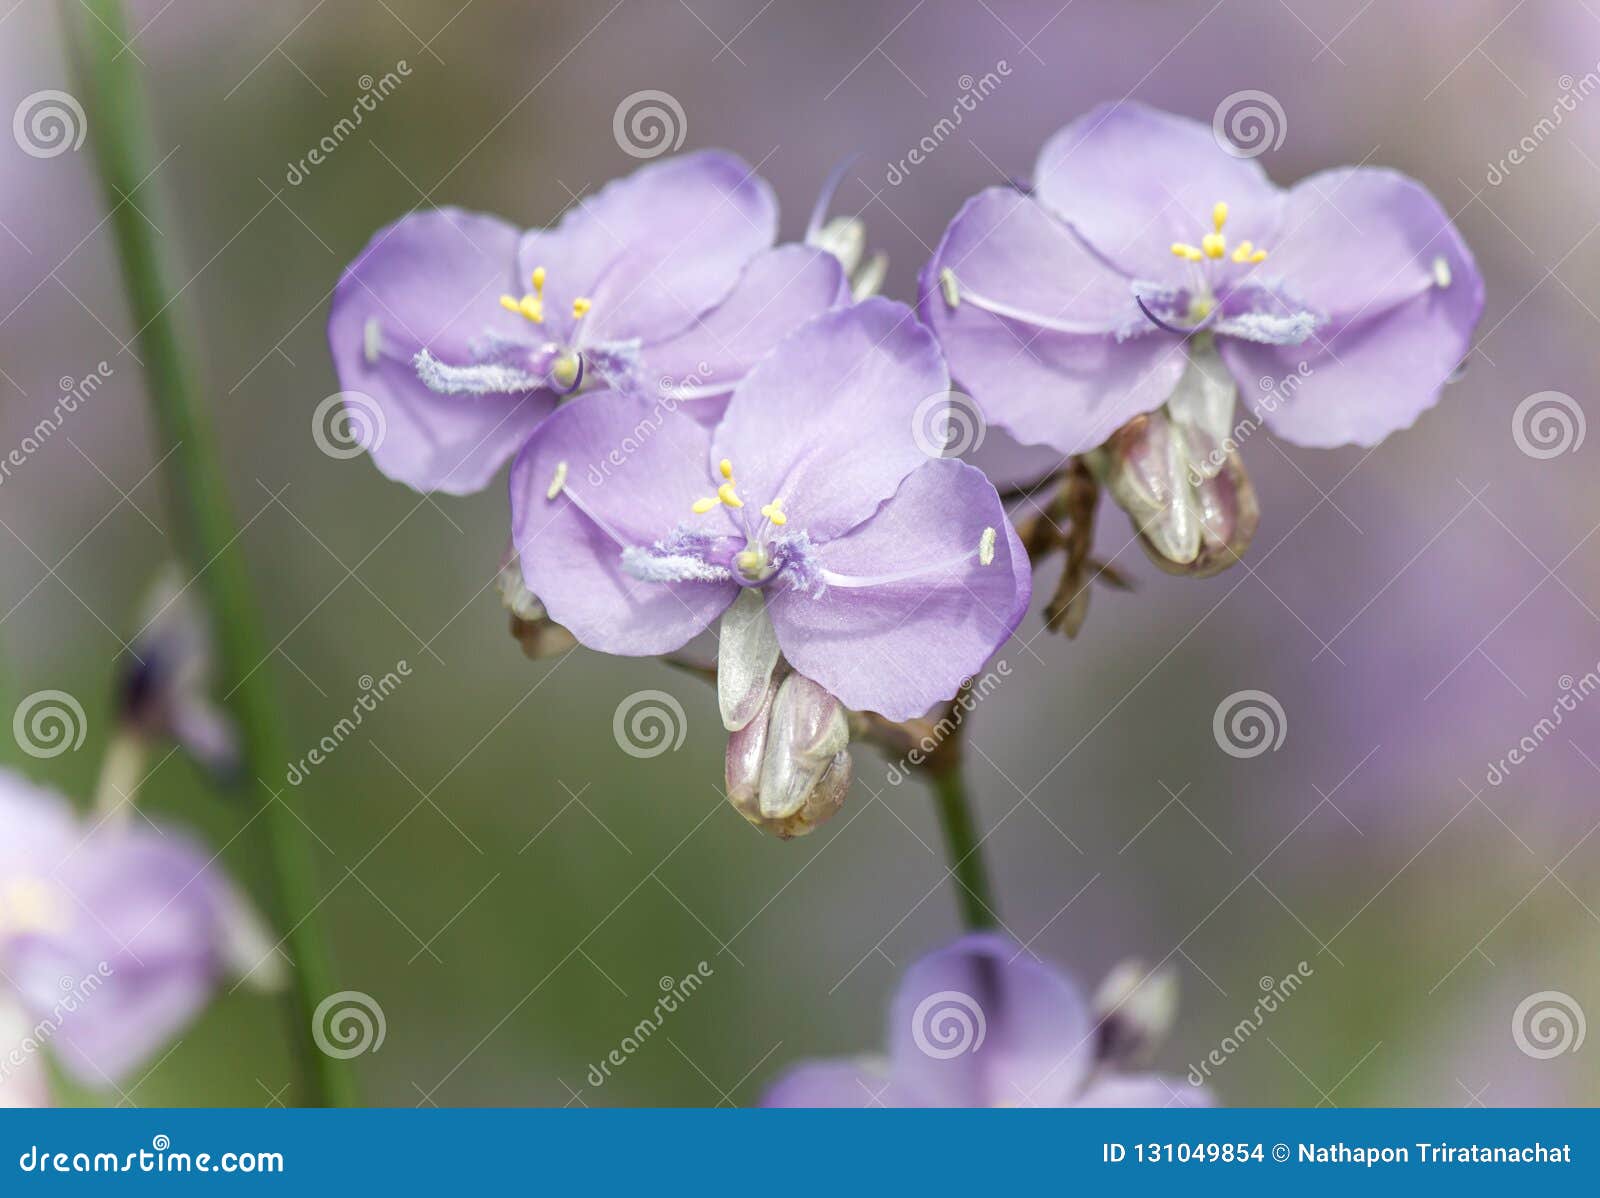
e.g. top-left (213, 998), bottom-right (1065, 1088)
top-left (1217, 171), bottom-right (1481, 449)
top-left (328, 208), bottom-right (552, 495)
top-left (712, 299), bottom-right (947, 543)
top-left (1033, 101), bottom-right (1284, 283)
top-left (517, 151), bottom-right (777, 349)
top-left (885, 934), bottom-right (1094, 1108)
top-left (761, 1058), bottom-right (896, 1107)
top-left (921, 188), bottom-right (1187, 456)
top-left (767, 460), bottom-right (1028, 721)
top-left (646, 244), bottom-right (848, 405)
top-left (13, 824), bottom-right (228, 1086)
top-left (1076, 1073), bottom-right (1215, 1108)
top-left (0, 997), bottom-right (51, 1107)
top-left (1256, 167), bottom-right (1479, 322)
top-left (509, 390), bottom-right (738, 655)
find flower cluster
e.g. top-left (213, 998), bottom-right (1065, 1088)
top-left (327, 101), bottom-right (1482, 1106)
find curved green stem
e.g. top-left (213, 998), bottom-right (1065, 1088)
top-left (61, 0), bottom-right (350, 1106)
top-left (928, 765), bottom-right (999, 931)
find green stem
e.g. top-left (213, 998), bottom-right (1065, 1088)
top-left (928, 765), bottom-right (999, 931)
top-left (61, 0), bottom-right (350, 1106)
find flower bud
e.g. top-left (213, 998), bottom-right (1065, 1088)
top-left (1100, 341), bottom-right (1258, 578)
top-left (806, 213), bottom-right (888, 300)
top-left (114, 566), bottom-right (239, 780)
top-left (725, 671), bottom-right (852, 839)
top-left (1092, 959), bottom-right (1179, 1067)
top-left (499, 555), bottom-right (577, 660)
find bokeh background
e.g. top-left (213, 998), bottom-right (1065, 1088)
top-left (2, 0), bottom-right (1597, 1106)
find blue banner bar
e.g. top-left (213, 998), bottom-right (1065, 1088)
top-left (1, 1109), bottom-right (1595, 1192)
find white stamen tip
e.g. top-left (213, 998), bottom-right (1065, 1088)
top-left (978, 526), bottom-right (996, 566)
top-left (362, 317), bottom-right (382, 365)
top-left (1431, 256), bottom-right (1452, 289)
top-left (546, 460), bottom-right (568, 501)
top-left (938, 267), bottom-right (961, 310)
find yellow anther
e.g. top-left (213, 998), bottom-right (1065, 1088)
top-left (717, 482), bottom-right (743, 509)
top-left (719, 458), bottom-right (735, 480)
top-left (1212, 201), bottom-right (1229, 232)
top-left (572, 296), bottom-right (593, 319)
top-left (531, 266), bottom-right (547, 291)
top-left (546, 460), bottom-right (568, 500)
top-left (692, 497), bottom-right (719, 514)
top-left (520, 296), bottom-right (544, 322)
top-left (1247, 249), bottom-right (1268, 263)
top-left (760, 499), bottom-right (787, 527)
top-left (1201, 232), bottom-right (1226, 259)
top-left (1171, 242), bottom-right (1204, 262)
top-left (499, 295), bottom-right (522, 314)
top-left (1230, 240), bottom-right (1253, 263)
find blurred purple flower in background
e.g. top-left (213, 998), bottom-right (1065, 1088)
top-left (924, 101), bottom-right (1484, 575)
top-left (327, 151), bottom-right (847, 495)
top-left (0, 770), bottom-right (279, 1106)
top-left (763, 933), bottom-right (1209, 1108)
top-left (509, 300), bottom-right (1030, 723)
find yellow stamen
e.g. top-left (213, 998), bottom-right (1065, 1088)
top-left (1212, 201), bottom-right (1229, 232)
top-left (1247, 249), bottom-right (1267, 263)
top-left (1201, 232), bottom-right (1226, 259)
top-left (531, 266), bottom-right (546, 291)
top-left (760, 499), bottom-right (787, 527)
top-left (717, 482), bottom-right (743, 509)
top-left (719, 458), bottom-right (735, 480)
top-left (499, 295), bottom-right (521, 314)
top-left (1171, 242), bottom-right (1204, 262)
top-left (572, 296), bottom-right (592, 319)
top-left (546, 460), bottom-right (568, 500)
top-left (691, 497), bottom-right (719, 514)
top-left (1230, 240), bottom-right (1253, 263)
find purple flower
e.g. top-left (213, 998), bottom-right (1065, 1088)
top-left (763, 933), bottom-right (1211, 1108)
top-left (921, 101), bottom-right (1484, 457)
top-left (0, 769), bottom-right (279, 1105)
top-left (508, 300), bottom-right (1030, 722)
top-left (328, 151), bottom-right (848, 495)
